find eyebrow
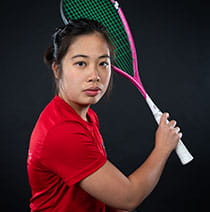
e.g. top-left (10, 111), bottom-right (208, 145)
top-left (71, 54), bottom-right (110, 59)
top-left (99, 54), bottom-right (111, 59)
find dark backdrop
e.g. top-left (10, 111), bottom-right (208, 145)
top-left (1, 0), bottom-right (210, 211)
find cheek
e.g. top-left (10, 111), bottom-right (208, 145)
top-left (62, 71), bottom-right (80, 86)
top-left (103, 71), bottom-right (111, 86)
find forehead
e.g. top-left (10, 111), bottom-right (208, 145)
top-left (67, 32), bottom-right (110, 56)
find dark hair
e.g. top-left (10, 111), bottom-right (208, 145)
top-left (44, 19), bottom-right (115, 96)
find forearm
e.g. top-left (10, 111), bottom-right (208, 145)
top-left (80, 148), bottom-right (171, 211)
top-left (126, 147), bottom-right (171, 210)
top-left (80, 113), bottom-right (180, 211)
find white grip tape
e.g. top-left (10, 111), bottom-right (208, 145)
top-left (175, 139), bottom-right (193, 164)
top-left (146, 95), bottom-right (193, 165)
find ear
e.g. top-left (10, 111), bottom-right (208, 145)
top-left (51, 62), bottom-right (61, 79)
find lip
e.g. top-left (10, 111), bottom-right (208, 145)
top-left (83, 87), bottom-right (102, 96)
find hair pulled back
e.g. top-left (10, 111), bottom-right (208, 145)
top-left (44, 18), bottom-right (115, 66)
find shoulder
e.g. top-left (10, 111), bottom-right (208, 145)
top-left (47, 121), bottom-right (90, 139)
top-left (36, 96), bottom-right (84, 130)
top-left (30, 96), bottom-right (90, 148)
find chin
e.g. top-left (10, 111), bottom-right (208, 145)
top-left (88, 99), bottom-right (100, 105)
top-left (86, 96), bottom-right (102, 105)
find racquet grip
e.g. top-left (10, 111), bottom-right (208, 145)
top-left (175, 139), bottom-right (194, 165)
top-left (146, 95), bottom-right (194, 165)
top-left (154, 111), bottom-right (193, 165)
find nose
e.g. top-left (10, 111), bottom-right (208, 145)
top-left (88, 67), bottom-right (100, 82)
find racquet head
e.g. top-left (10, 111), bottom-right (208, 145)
top-left (60, 0), bottom-right (146, 98)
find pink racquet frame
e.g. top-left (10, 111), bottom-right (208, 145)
top-left (111, 0), bottom-right (193, 165)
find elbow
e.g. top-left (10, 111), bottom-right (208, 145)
top-left (117, 205), bottom-right (137, 212)
top-left (116, 196), bottom-right (143, 212)
top-left (107, 194), bottom-right (142, 212)
top-left (121, 190), bottom-right (146, 211)
top-left (123, 200), bottom-right (141, 212)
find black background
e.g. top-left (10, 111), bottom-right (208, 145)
top-left (1, 0), bottom-right (210, 211)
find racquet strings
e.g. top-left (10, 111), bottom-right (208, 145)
top-left (62, 0), bottom-right (134, 76)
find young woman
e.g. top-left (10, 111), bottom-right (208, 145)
top-left (27, 19), bottom-right (182, 212)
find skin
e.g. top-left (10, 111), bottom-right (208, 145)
top-left (52, 32), bottom-right (182, 212)
top-left (52, 32), bottom-right (111, 121)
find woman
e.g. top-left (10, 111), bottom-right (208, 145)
top-left (27, 19), bottom-right (182, 212)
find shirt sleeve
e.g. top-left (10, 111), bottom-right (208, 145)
top-left (41, 121), bottom-right (107, 186)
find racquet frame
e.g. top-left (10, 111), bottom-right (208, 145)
top-left (60, 0), bottom-right (193, 164)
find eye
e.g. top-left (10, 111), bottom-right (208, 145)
top-left (75, 61), bottom-right (86, 67)
top-left (99, 61), bottom-right (109, 67)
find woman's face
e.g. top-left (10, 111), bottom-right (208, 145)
top-left (53, 32), bottom-right (111, 109)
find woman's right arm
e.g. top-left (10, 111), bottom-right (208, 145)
top-left (79, 113), bottom-right (182, 211)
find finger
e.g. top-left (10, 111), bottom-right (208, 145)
top-left (159, 112), bottom-right (169, 125)
top-left (168, 120), bottom-right (177, 128)
top-left (175, 127), bottom-right (180, 133)
top-left (178, 132), bottom-right (183, 139)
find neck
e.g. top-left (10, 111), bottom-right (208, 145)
top-left (58, 93), bottom-right (90, 122)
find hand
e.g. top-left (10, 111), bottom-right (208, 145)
top-left (155, 113), bottom-right (182, 155)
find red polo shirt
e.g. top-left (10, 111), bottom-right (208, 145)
top-left (27, 96), bottom-right (107, 211)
